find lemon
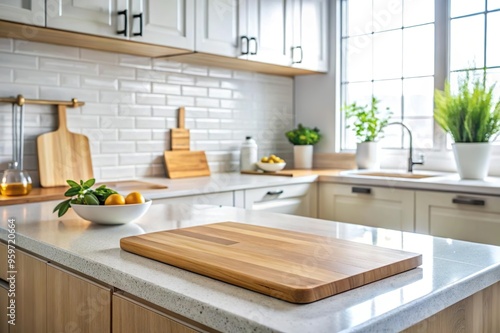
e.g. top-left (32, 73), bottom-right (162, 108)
top-left (125, 192), bottom-right (145, 205)
top-left (261, 156), bottom-right (269, 163)
top-left (104, 193), bottom-right (126, 205)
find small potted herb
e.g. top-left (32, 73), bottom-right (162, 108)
top-left (434, 69), bottom-right (500, 179)
top-left (342, 97), bottom-right (392, 169)
top-left (285, 124), bottom-right (322, 169)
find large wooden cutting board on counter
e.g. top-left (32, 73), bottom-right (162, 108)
top-left (120, 222), bottom-right (422, 303)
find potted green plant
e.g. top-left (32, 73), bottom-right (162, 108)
top-left (285, 124), bottom-right (322, 169)
top-left (434, 70), bottom-right (500, 179)
top-left (343, 97), bottom-right (392, 169)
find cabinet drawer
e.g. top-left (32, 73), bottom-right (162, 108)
top-left (154, 191), bottom-right (234, 207)
top-left (416, 191), bottom-right (500, 246)
top-left (245, 183), bottom-right (313, 203)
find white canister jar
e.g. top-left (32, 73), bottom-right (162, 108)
top-left (240, 136), bottom-right (258, 171)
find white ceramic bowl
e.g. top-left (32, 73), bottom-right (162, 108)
top-left (256, 161), bottom-right (286, 172)
top-left (71, 200), bottom-right (152, 225)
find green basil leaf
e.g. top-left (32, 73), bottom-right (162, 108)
top-left (84, 193), bottom-right (100, 205)
top-left (53, 200), bottom-right (65, 213)
top-left (64, 187), bottom-right (80, 197)
top-left (57, 199), bottom-right (71, 217)
top-left (83, 178), bottom-right (96, 189)
top-left (66, 180), bottom-right (80, 188)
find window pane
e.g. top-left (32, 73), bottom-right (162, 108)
top-left (450, 0), bottom-right (485, 18)
top-left (345, 82), bottom-right (373, 105)
top-left (345, 35), bottom-right (373, 82)
top-left (404, 118), bottom-right (435, 149)
top-left (373, 80), bottom-right (402, 118)
top-left (403, 0), bottom-right (434, 27)
top-left (450, 15), bottom-right (485, 71)
top-left (373, 30), bottom-right (402, 80)
top-left (488, 0), bottom-right (500, 10)
top-left (403, 24), bottom-right (434, 77)
top-left (403, 77), bottom-right (434, 117)
top-left (347, 0), bottom-right (372, 36)
top-left (487, 12), bottom-right (500, 67)
top-left (372, 0), bottom-right (402, 32)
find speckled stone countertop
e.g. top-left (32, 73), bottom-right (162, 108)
top-left (1, 201), bottom-right (500, 332)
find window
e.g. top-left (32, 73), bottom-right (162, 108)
top-left (340, 0), bottom-right (500, 151)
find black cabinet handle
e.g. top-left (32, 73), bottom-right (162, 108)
top-left (266, 190), bottom-right (284, 196)
top-left (352, 187), bottom-right (371, 194)
top-left (241, 36), bottom-right (249, 55)
top-left (133, 12), bottom-right (143, 36)
top-left (250, 37), bottom-right (258, 55)
top-left (452, 197), bottom-right (485, 206)
top-left (117, 9), bottom-right (127, 36)
top-left (292, 46), bottom-right (303, 64)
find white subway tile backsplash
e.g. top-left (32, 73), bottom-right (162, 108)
top-left (0, 38), bottom-right (13, 52)
top-left (0, 39), bottom-right (293, 183)
top-left (136, 117), bottom-right (166, 129)
top-left (0, 52), bottom-right (37, 69)
top-left (120, 80), bottom-right (151, 93)
top-left (15, 40), bottom-right (79, 59)
top-left (99, 64), bottom-right (135, 79)
top-left (136, 93), bottom-right (165, 105)
top-left (40, 57), bottom-right (98, 74)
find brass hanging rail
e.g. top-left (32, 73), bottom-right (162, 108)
top-left (0, 95), bottom-right (84, 107)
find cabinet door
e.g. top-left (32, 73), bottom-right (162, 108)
top-left (1, 283), bottom-right (9, 333)
top-left (195, 0), bottom-right (246, 57)
top-left (131, 0), bottom-right (195, 49)
top-left (245, 183), bottom-right (317, 218)
top-left (47, 264), bottom-right (111, 333)
top-left (10, 249), bottom-right (47, 333)
top-left (112, 294), bottom-right (198, 333)
top-left (319, 183), bottom-right (414, 232)
top-left (154, 191), bottom-right (234, 206)
top-left (415, 191), bottom-right (500, 246)
top-left (0, 0), bottom-right (45, 26)
top-left (246, 0), bottom-right (292, 66)
top-left (292, 0), bottom-right (328, 71)
top-left (46, 0), bottom-right (126, 39)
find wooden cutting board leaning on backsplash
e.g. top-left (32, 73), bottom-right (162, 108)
top-left (164, 106), bottom-right (210, 179)
top-left (120, 222), bottom-right (422, 303)
top-left (37, 104), bottom-right (93, 187)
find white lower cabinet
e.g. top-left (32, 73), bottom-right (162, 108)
top-left (243, 183), bottom-right (317, 218)
top-left (318, 183), bottom-right (415, 232)
top-left (154, 191), bottom-right (234, 207)
top-left (415, 190), bottom-right (500, 246)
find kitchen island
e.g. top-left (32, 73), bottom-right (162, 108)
top-left (0, 200), bottom-right (499, 332)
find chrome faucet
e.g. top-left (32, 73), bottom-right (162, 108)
top-left (387, 122), bottom-right (424, 172)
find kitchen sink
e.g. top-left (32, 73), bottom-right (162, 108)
top-left (341, 170), bottom-right (442, 179)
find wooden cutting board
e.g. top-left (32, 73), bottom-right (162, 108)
top-left (120, 222), bottom-right (422, 303)
top-left (163, 150), bottom-right (211, 179)
top-left (37, 105), bottom-right (93, 187)
top-left (170, 106), bottom-right (189, 151)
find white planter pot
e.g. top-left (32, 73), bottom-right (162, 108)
top-left (294, 145), bottom-right (313, 169)
top-left (452, 143), bottom-right (491, 180)
top-left (356, 142), bottom-right (380, 169)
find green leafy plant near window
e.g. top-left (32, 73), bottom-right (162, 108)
top-left (285, 124), bottom-right (322, 145)
top-left (343, 97), bottom-right (392, 142)
top-left (434, 70), bottom-right (500, 142)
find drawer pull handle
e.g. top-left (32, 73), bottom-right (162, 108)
top-left (266, 190), bottom-right (284, 196)
top-left (241, 36), bottom-right (249, 55)
top-left (117, 9), bottom-right (128, 36)
top-left (352, 187), bottom-right (371, 194)
top-left (452, 197), bottom-right (485, 206)
top-left (133, 12), bottom-right (143, 36)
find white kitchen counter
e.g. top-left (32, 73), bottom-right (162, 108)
top-left (1, 200), bottom-right (499, 332)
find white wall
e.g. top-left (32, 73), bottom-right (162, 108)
top-left (0, 38), bottom-right (294, 186)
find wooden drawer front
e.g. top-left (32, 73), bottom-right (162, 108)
top-left (0, 242), bottom-right (6, 281)
top-left (112, 294), bottom-right (198, 333)
top-left (47, 264), bottom-right (111, 333)
top-left (319, 183), bottom-right (415, 232)
top-left (245, 184), bottom-right (313, 204)
top-left (154, 192), bottom-right (234, 207)
top-left (416, 191), bottom-right (500, 246)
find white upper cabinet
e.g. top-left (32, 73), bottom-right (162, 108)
top-left (130, 0), bottom-right (194, 49)
top-left (195, 0), bottom-right (246, 57)
top-left (291, 0), bottom-right (328, 71)
top-left (46, 0), bottom-right (125, 38)
top-left (0, 0), bottom-right (45, 26)
top-left (46, 0), bottom-right (194, 49)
